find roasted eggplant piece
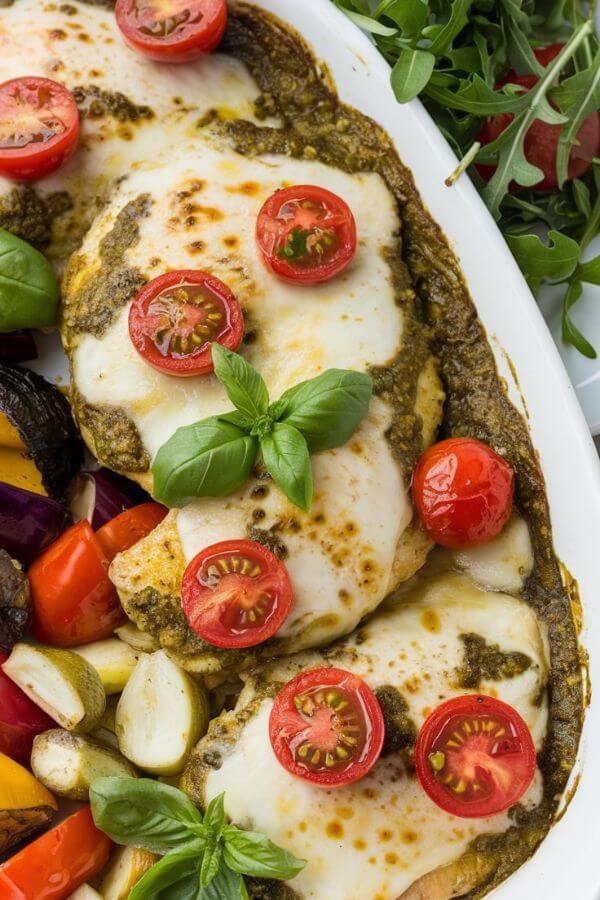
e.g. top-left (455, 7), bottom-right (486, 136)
top-left (0, 751), bottom-right (57, 854)
top-left (0, 483), bottom-right (70, 567)
top-left (0, 550), bottom-right (30, 650)
top-left (0, 364), bottom-right (82, 501)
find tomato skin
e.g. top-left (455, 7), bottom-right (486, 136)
top-left (415, 694), bottom-right (537, 819)
top-left (0, 806), bottom-right (112, 899)
top-left (128, 270), bottom-right (244, 377)
top-left (269, 666), bottom-right (385, 787)
top-left (256, 185), bottom-right (357, 285)
top-left (95, 501), bottom-right (167, 563)
top-left (115, 0), bottom-right (227, 63)
top-left (477, 44), bottom-right (600, 191)
top-left (30, 521), bottom-right (124, 647)
top-left (0, 651), bottom-right (55, 764)
top-left (0, 77), bottom-right (79, 181)
top-left (182, 539), bottom-right (293, 649)
top-left (412, 437), bottom-right (514, 549)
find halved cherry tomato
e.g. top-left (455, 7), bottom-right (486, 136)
top-left (269, 666), bottom-right (384, 787)
top-left (115, 0), bottom-right (227, 62)
top-left (412, 437), bottom-right (514, 549)
top-left (415, 694), bottom-right (536, 818)
top-left (256, 185), bottom-right (357, 284)
top-left (181, 539), bottom-right (292, 648)
top-left (477, 44), bottom-right (600, 191)
top-left (128, 270), bottom-right (244, 376)
top-left (0, 77), bottom-right (79, 181)
top-left (0, 650), bottom-right (54, 765)
top-left (95, 501), bottom-right (167, 563)
top-left (0, 806), bottom-right (112, 899)
top-left (30, 520), bottom-right (123, 647)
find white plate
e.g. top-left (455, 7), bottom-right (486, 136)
top-left (254, 2), bottom-right (600, 898)
top-left (30, 2), bottom-right (600, 896)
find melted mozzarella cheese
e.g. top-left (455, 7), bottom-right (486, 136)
top-left (0, 0), bottom-right (273, 263)
top-left (86, 141), bottom-right (426, 655)
top-left (197, 573), bottom-right (548, 900)
top-left (71, 140), bottom-right (403, 454)
top-left (451, 515), bottom-right (534, 594)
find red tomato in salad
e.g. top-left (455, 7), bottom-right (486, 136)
top-left (269, 666), bottom-right (385, 787)
top-left (412, 437), bottom-right (514, 549)
top-left (181, 539), bottom-right (293, 648)
top-left (115, 0), bottom-right (227, 62)
top-left (0, 77), bottom-right (79, 181)
top-left (128, 270), bottom-right (244, 376)
top-left (477, 44), bottom-right (600, 190)
top-left (256, 185), bottom-right (357, 284)
top-left (0, 806), bottom-right (112, 899)
top-left (95, 501), bottom-right (167, 563)
top-left (30, 521), bottom-right (123, 647)
top-left (415, 694), bottom-right (537, 818)
top-left (0, 651), bottom-right (54, 765)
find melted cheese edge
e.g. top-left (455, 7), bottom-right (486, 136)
top-left (203, 572), bottom-right (549, 899)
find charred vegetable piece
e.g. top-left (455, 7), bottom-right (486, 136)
top-left (0, 364), bottom-right (82, 500)
top-left (31, 730), bottom-right (138, 800)
top-left (0, 482), bottom-right (70, 567)
top-left (0, 806), bottom-right (112, 897)
top-left (3, 643), bottom-right (106, 734)
top-left (0, 750), bottom-right (57, 854)
top-left (0, 649), bottom-right (54, 763)
top-left (115, 650), bottom-right (209, 775)
top-left (0, 550), bottom-right (30, 650)
top-left (99, 845), bottom-right (158, 900)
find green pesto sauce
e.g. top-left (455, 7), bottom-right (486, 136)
top-left (0, 187), bottom-right (72, 250)
top-left (72, 85), bottom-right (155, 123)
top-left (456, 633), bottom-right (533, 690)
top-left (374, 685), bottom-right (418, 756)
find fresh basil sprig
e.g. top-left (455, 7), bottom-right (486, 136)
top-left (90, 777), bottom-right (305, 900)
top-left (0, 228), bottom-right (59, 332)
top-left (152, 344), bottom-right (372, 511)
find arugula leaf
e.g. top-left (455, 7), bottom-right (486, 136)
top-left (377, 0), bottom-right (428, 39)
top-left (212, 344), bottom-right (268, 424)
top-left (273, 369), bottom-right (373, 452)
top-left (90, 778), bottom-right (203, 854)
top-left (505, 229), bottom-right (580, 292)
top-left (577, 254), bottom-right (600, 286)
top-left (424, 0), bottom-right (473, 56)
top-left (129, 842), bottom-right (205, 900)
top-left (0, 229), bottom-right (59, 332)
top-left (223, 826), bottom-right (307, 880)
top-left (152, 418), bottom-right (258, 507)
top-left (391, 48), bottom-right (435, 102)
top-left (554, 53), bottom-right (600, 188)
top-left (260, 423), bottom-right (313, 512)
top-left (562, 281), bottom-right (597, 359)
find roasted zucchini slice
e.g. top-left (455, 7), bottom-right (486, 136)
top-left (72, 639), bottom-right (143, 695)
top-left (99, 846), bottom-right (158, 899)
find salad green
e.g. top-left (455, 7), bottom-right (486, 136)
top-left (333, 0), bottom-right (600, 357)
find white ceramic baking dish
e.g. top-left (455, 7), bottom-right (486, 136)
top-left (31, 1), bottom-right (600, 896)
top-left (249, 2), bottom-right (600, 898)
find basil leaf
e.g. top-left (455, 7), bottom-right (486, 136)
top-left (90, 777), bottom-right (203, 854)
top-left (505, 229), bottom-right (580, 293)
top-left (273, 369), bottom-right (372, 452)
top-left (260, 423), bottom-right (313, 512)
top-left (0, 229), bottom-right (59, 332)
top-left (390, 48), bottom-right (435, 102)
top-left (199, 861), bottom-right (247, 899)
top-left (222, 825), bottom-right (306, 880)
top-left (212, 343), bottom-right (268, 422)
top-left (200, 842), bottom-right (222, 888)
top-left (203, 793), bottom-right (226, 834)
top-left (129, 842), bottom-right (204, 900)
top-left (152, 417), bottom-right (259, 508)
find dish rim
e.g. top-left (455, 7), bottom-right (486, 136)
top-left (247, 1), bottom-right (600, 897)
